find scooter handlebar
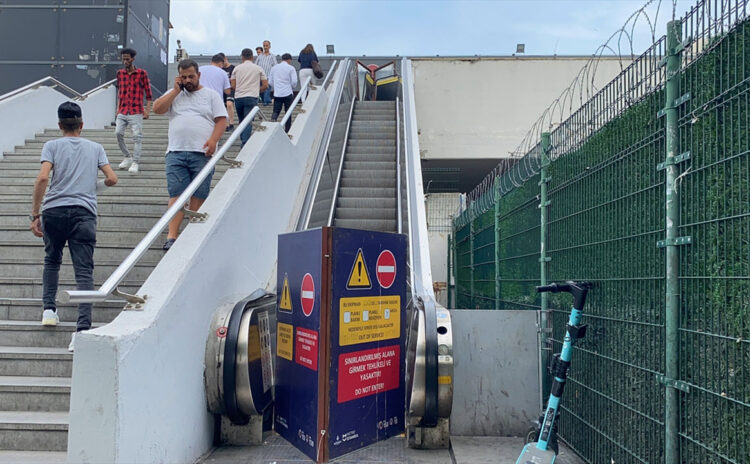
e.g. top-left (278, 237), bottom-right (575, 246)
top-left (536, 283), bottom-right (569, 293)
top-left (536, 281), bottom-right (593, 309)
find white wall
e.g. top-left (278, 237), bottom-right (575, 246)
top-left (0, 85), bottom-right (116, 158)
top-left (411, 57), bottom-right (627, 160)
top-left (66, 74), bottom-right (335, 463)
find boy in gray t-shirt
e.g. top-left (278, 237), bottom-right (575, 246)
top-left (30, 102), bottom-right (118, 351)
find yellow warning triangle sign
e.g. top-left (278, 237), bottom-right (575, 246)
top-left (347, 248), bottom-right (372, 289)
top-left (279, 274), bottom-right (293, 311)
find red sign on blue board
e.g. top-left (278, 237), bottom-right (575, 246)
top-left (295, 327), bottom-right (318, 371)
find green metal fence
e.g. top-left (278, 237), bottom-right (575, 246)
top-left (451, 1), bottom-right (749, 462)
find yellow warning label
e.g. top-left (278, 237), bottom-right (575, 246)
top-left (279, 274), bottom-right (292, 311)
top-left (339, 295), bottom-right (400, 346)
top-left (248, 325), bottom-right (261, 362)
top-left (346, 248), bottom-right (372, 289)
top-left (277, 322), bottom-right (293, 360)
top-left (438, 376), bottom-right (452, 385)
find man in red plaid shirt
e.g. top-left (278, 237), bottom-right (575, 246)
top-left (115, 48), bottom-right (152, 174)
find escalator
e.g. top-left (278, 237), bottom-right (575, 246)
top-left (206, 57), bottom-right (452, 456)
top-left (301, 58), bottom-right (454, 449)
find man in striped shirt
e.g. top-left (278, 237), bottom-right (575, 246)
top-left (255, 40), bottom-right (278, 106)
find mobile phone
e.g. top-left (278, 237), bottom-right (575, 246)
top-left (179, 83), bottom-right (185, 91)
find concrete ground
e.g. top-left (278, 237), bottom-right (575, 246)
top-left (201, 433), bottom-right (585, 464)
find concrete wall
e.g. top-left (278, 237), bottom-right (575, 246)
top-left (0, 85), bottom-right (116, 158)
top-left (411, 57), bottom-right (626, 160)
top-left (450, 310), bottom-right (540, 436)
top-left (66, 70), bottom-right (337, 463)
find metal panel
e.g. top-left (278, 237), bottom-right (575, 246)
top-left (0, 8), bottom-right (58, 61)
top-left (58, 7), bottom-right (124, 63)
top-left (449, 309), bottom-right (539, 436)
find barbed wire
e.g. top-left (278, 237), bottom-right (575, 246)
top-left (457, 0), bottom-right (678, 229)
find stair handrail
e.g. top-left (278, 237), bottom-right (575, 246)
top-left (0, 77), bottom-right (118, 104)
top-left (79, 79), bottom-right (118, 99)
top-left (279, 76), bottom-right (313, 129)
top-left (58, 105), bottom-right (261, 305)
top-left (0, 76), bottom-right (83, 102)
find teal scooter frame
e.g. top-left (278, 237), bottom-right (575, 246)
top-left (516, 281), bottom-right (591, 464)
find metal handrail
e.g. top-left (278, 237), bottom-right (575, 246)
top-left (279, 76), bottom-right (312, 128)
top-left (401, 57), bottom-right (435, 301)
top-left (59, 106), bottom-right (260, 305)
top-left (297, 59), bottom-right (349, 230)
top-left (326, 98), bottom-right (356, 226)
top-left (79, 79), bottom-right (117, 99)
top-left (396, 96), bottom-right (402, 234)
top-left (0, 76), bottom-right (83, 103)
top-left (322, 61), bottom-right (338, 90)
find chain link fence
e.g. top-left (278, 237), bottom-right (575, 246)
top-left (451, 1), bottom-right (749, 462)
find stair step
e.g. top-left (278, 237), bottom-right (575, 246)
top-left (338, 187), bottom-right (395, 198)
top-left (333, 218), bottom-right (398, 233)
top-left (336, 197), bottom-right (397, 209)
top-left (0, 321), bottom-right (99, 348)
top-left (340, 177), bottom-right (396, 189)
top-left (0, 346), bottom-right (72, 377)
top-left (0, 277), bottom-right (141, 300)
top-left (1, 298), bottom-right (124, 324)
top-left (335, 207), bottom-right (397, 221)
top-left (0, 376), bottom-right (71, 412)
top-left (0, 451), bottom-right (67, 463)
top-left (0, 411), bottom-right (68, 452)
top-left (0, 241), bottom-right (166, 262)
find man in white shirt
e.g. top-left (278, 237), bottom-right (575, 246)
top-left (231, 48), bottom-right (268, 145)
top-left (198, 54), bottom-right (231, 100)
top-left (152, 59), bottom-right (228, 250)
top-left (268, 53), bottom-right (298, 133)
top-left (255, 40), bottom-right (278, 106)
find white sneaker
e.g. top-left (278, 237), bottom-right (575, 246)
top-left (41, 309), bottom-right (59, 326)
top-left (68, 332), bottom-right (77, 352)
top-left (128, 162), bottom-right (140, 173)
top-left (118, 158), bottom-right (133, 170)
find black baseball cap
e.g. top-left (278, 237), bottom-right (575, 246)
top-left (58, 102), bottom-right (82, 119)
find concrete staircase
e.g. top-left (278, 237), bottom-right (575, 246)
top-left (333, 101), bottom-right (400, 232)
top-left (0, 104), bottom-right (298, 459)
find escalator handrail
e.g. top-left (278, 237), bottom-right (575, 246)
top-left (402, 57), bottom-right (440, 427)
top-left (326, 98), bottom-right (356, 227)
top-left (296, 59), bottom-right (351, 230)
top-left (401, 58), bottom-right (435, 302)
top-left (396, 96), bottom-right (402, 234)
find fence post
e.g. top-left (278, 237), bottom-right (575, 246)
top-left (664, 19), bottom-right (682, 464)
top-left (494, 178), bottom-right (501, 310)
top-left (539, 132), bottom-right (552, 404)
top-left (469, 209), bottom-right (475, 309)
top-left (447, 234), bottom-right (452, 309)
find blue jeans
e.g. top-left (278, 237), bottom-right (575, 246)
top-left (234, 96), bottom-right (258, 145)
top-left (165, 151), bottom-right (213, 200)
top-left (262, 87), bottom-right (273, 105)
top-left (42, 206), bottom-right (96, 331)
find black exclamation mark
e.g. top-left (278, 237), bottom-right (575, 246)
top-left (357, 262), bottom-right (362, 283)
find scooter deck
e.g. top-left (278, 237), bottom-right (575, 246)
top-left (516, 442), bottom-right (557, 464)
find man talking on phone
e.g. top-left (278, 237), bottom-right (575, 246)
top-left (152, 59), bottom-right (227, 251)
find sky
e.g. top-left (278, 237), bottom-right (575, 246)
top-left (169, 0), bottom-right (697, 59)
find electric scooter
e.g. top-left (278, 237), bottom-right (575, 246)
top-left (516, 281), bottom-right (591, 464)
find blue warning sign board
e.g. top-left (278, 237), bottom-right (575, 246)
top-left (275, 227), bottom-right (406, 462)
top-left (328, 228), bottom-right (406, 458)
top-left (275, 228), bottom-right (324, 460)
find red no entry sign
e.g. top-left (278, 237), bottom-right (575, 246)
top-left (300, 273), bottom-right (315, 317)
top-left (376, 250), bottom-right (396, 289)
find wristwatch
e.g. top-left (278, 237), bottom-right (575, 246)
top-left (29, 214), bottom-right (40, 221)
